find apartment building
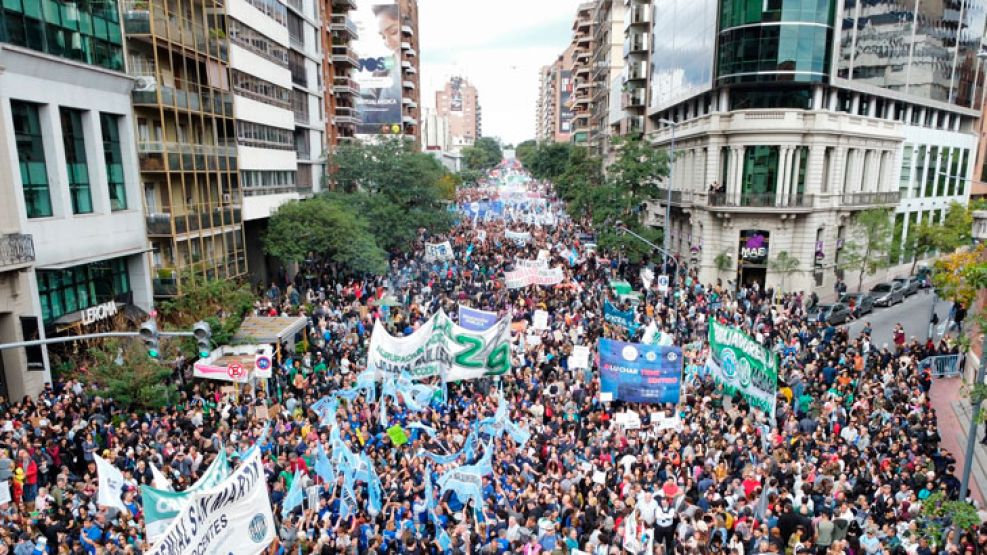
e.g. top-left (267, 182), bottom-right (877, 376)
top-left (620, 0), bottom-right (650, 137)
top-left (435, 76), bottom-right (480, 150)
top-left (350, 0), bottom-right (419, 143)
top-left (536, 43), bottom-right (576, 144)
top-left (635, 0), bottom-right (981, 294)
top-left (588, 0), bottom-right (623, 157)
top-left (0, 0), bottom-right (153, 399)
top-left (286, 0), bottom-right (327, 198)
top-left (322, 0), bottom-right (358, 146)
top-left (570, 3), bottom-right (593, 146)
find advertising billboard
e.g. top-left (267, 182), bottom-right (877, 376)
top-left (354, 0), bottom-right (403, 137)
top-left (450, 76), bottom-right (463, 112)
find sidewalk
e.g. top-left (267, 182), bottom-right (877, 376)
top-left (929, 375), bottom-right (986, 505)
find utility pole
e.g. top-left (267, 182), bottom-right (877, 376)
top-left (960, 332), bottom-right (987, 504)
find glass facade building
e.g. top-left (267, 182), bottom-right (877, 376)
top-left (836, 0), bottom-right (987, 110)
top-left (0, 0), bottom-right (124, 71)
top-left (36, 256), bottom-right (131, 324)
top-left (717, 0), bottom-right (835, 85)
top-left (650, 0), bottom-right (717, 112)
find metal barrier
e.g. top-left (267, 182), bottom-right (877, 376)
top-left (921, 354), bottom-right (963, 378)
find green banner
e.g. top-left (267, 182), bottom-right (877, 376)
top-left (707, 319), bottom-right (778, 416)
top-left (141, 450), bottom-right (229, 540)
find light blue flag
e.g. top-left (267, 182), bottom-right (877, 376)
top-left (424, 465), bottom-right (436, 511)
top-left (354, 452), bottom-right (374, 485)
top-left (367, 461), bottom-right (383, 516)
top-left (339, 469), bottom-right (356, 520)
top-left (407, 422), bottom-right (437, 438)
top-left (282, 468), bottom-right (305, 517)
top-left (420, 429), bottom-right (477, 465)
top-left (314, 443), bottom-right (335, 487)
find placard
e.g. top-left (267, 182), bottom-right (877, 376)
top-left (387, 425), bottom-right (409, 446)
top-left (569, 345), bottom-right (590, 369)
top-left (592, 470), bottom-right (607, 485)
top-left (532, 310), bottom-right (549, 330)
top-left (0, 481), bottom-right (10, 505)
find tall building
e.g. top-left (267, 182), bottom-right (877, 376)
top-left (620, 0), bottom-right (650, 137)
top-left (435, 76), bottom-right (480, 150)
top-left (286, 0), bottom-right (327, 198)
top-left (570, 3), bottom-right (593, 146)
top-left (122, 0), bottom-right (245, 297)
top-left (349, 0), bottom-right (419, 144)
top-left (535, 44), bottom-right (576, 143)
top-left (322, 0), bottom-right (359, 147)
top-left (636, 0), bottom-right (982, 294)
top-left (589, 0), bottom-right (624, 156)
top-left (0, 0), bottom-right (153, 399)
top-left (421, 107), bottom-right (451, 152)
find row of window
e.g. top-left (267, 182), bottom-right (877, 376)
top-left (0, 0), bottom-right (124, 71)
top-left (12, 100), bottom-right (128, 219)
top-left (236, 121), bottom-right (294, 150)
top-left (37, 256), bottom-right (131, 325)
top-left (229, 19), bottom-right (288, 66)
top-left (243, 0), bottom-right (287, 27)
top-left (232, 70), bottom-right (291, 110)
top-left (240, 170), bottom-right (296, 195)
top-left (899, 144), bottom-right (970, 199)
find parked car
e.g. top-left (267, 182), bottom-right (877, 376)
top-left (809, 303), bottom-right (853, 325)
top-left (892, 276), bottom-right (921, 296)
top-left (870, 282), bottom-right (905, 306)
top-left (839, 292), bottom-right (875, 317)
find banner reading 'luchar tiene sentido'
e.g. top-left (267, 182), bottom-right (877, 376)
top-left (598, 338), bottom-right (682, 404)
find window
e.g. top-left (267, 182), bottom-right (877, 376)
top-left (899, 144), bottom-right (912, 198)
top-left (959, 148), bottom-right (970, 196)
top-left (232, 70), bottom-right (290, 109)
top-left (11, 100), bottom-right (52, 218)
top-left (99, 113), bottom-right (127, 211)
top-left (240, 170), bottom-right (296, 195)
top-left (60, 108), bottom-right (93, 214)
top-left (936, 147), bottom-right (948, 196)
top-left (924, 146), bottom-right (936, 197)
top-left (236, 121), bottom-right (294, 150)
top-left (0, 0), bottom-right (123, 70)
top-left (229, 20), bottom-right (288, 66)
top-left (37, 257), bottom-right (131, 324)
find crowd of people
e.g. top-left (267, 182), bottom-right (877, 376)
top-left (0, 161), bottom-right (977, 555)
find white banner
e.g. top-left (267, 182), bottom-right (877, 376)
top-left (147, 450), bottom-right (275, 555)
top-left (641, 267), bottom-right (654, 290)
top-left (505, 230), bottom-right (531, 245)
top-left (504, 266), bottom-right (565, 289)
top-left (516, 258), bottom-right (548, 269)
top-left (425, 241), bottom-right (454, 262)
top-left (367, 310), bottom-right (513, 382)
top-left (0, 481), bottom-right (9, 505)
top-left (569, 345), bottom-right (590, 369)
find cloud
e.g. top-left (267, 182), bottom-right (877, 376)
top-left (418, 0), bottom-right (584, 145)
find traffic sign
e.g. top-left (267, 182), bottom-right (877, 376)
top-left (254, 354), bottom-right (272, 379)
top-left (227, 363), bottom-right (244, 379)
top-left (657, 274), bottom-right (669, 293)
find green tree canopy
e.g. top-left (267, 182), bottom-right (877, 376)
top-left (515, 139), bottom-right (537, 167)
top-left (462, 137), bottom-right (503, 171)
top-left (838, 208), bottom-right (893, 291)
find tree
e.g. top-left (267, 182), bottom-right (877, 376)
top-left (714, 252), bottom-right (733, 274)
top-left (157, 271), bottom-right (256, 348)
top-left (840, 209), bottom-right (893, 291)
top-left (919, 492), bottom-right (981, 549)
top-left (462, 137), bottom-right (503, 171)
top-left (323, 138), bottom-right (455, 252)
top-left (769, 251), bottom-right (801, 292)
top-left (264, 196), bottom-right (388, 275)
top-left (902, 201), bottom-right (972, 274)
top-left (515, 139), bottom-right (537, 167)
top-left (606, 135), bottom-right (667, 198)
top-left (85, 339), bottom-right (176, 411)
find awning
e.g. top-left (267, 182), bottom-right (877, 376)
top-left (36, 245), bottom-right (152, 270)
top-left (233, 316), bottom-right (308, 343)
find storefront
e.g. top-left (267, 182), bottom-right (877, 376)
top-left (737, 229), bottom-right (769, 290)
top-left (35, 255), bottom-right (136, 330)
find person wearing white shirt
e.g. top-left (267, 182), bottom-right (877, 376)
top-left (637, 492), bottom-right (659, 527)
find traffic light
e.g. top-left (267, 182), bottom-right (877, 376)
top-left (192, 321), bottom-right (212, 358)
top-left (139, 320), bottom-right (160, 359)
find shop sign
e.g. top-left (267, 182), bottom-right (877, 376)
top-left (81, 301), bottom-right (118, 326)
top-left (738, 230), bottom-right (770, 264)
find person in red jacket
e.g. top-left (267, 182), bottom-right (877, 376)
top-left (17, 448), bottom-right (38, 504)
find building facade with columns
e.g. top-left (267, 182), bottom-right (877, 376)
top-left (640, 0), bottom-right (983, 294)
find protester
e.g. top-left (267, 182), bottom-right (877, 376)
top-left (0, 160), bottom-right (973, 554)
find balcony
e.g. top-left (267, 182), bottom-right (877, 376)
top-left (153, 276), bottom-right (179, 297)
top-left (402, 98), bottom-right (418, 109)
top-left (401, 24), bottom-right (414, 36)
top-left (334, 114), bottom-right (359, 126)
top-left (132, 82), bottom-right (233, 116)
top-left (400, 41), bottom-right (411, 50)
top-left (401, 60), bottom-right (417, 74)
top-left (629, 6), bottom-right (650, 26)
top-left (333, 77), bottom-right (359, 96)
top-left (331, 46), bottom-right (359, 67)
top-left (840, 191), bottom-right (900, 207)
top-left (123, 5), bottom-right (223, 61)
top-left (330, 16), bottom-right (358, 38)
top-left (708, 191), bottom-right (815, 211)
top-left (145, 207), bottom-right (243, 237)
top-left (627, 61), bottom-right (647, 81)
top-left (402, 115), bottom-right (417, 125)
top-left (627, 115), bottom-right (645, 134)
top-left (289, 33), bottom-right (304, 51)
top-left (626, 33), bottom-right (648, 54)
top-left (402, 80), bottom-right (415, 89)
top-left (0, 233), bottom-right (35, 272)
top-left (623, 89), bottom-right (646, 109)
top-left (137, 141), bottom-right (237, 172)
top-left (331, 0), bottom-right (357, 9)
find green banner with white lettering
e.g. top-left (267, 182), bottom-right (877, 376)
top-left (707, 319), bottom-right (778, 417)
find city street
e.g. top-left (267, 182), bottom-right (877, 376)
top-left (846, 289), bottom-right (952, 347)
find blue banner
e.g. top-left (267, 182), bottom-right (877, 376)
top-left (458, 305), bottom-right (499, 331)
top-left (598, 338), bottom-right (682, 404)
top-left (604, 301), bottom-right (637, 331)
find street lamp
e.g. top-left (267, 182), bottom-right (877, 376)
top-left (972, 50), bottom-right (987, 108)
top-left (658, 118), bottom-right (678, 276)
top-left (614, 219), bottom-right (687, 274)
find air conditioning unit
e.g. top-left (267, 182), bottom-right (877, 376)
top-left (133, 76), bottom-right (157, 92)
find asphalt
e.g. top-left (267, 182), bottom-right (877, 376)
top-left (845, 289), bottom-right (952, 347)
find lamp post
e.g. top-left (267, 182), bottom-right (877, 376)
top-left (658, 118), bottom-right (678, 276)
top-left (614, 220), bottom-right (688, 276)
top-left (972, 50), bottom-right (987, 108)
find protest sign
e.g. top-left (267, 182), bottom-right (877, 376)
top-left (614, 411), bottom-right (642, 429)
top-left (424, 241), bottom-right (454, 262)
top-left (505, 230), bottom-right (531, 245)
top-left (707, 318), bottom-right (778, 416)
top-left (146, 450), bottom-right (275, 555)
top-left (651, 413), bottom-right (683, 431)
top-left (609, 280), bottom-right (633, 296)
top-left (387, 425), bottom-right (409, 446)
top-left (0, 481), bottom-right (9, 505)
top-left (142, 450), bottom-right (230, 541)
top-left (517, 258), bottom-right (548, 269)
top-left (458, 305), bottom-right (499, 331)
top-left (592, 470), bottom-right (607, 485)
top-left (504, 266), bottom-right (564, 288)
top-left (640, 267), bottom-right (654, 290)
top-left (598, 338), bottom-right (682, 404)
top-left (568, 345), bottom-right (590, 369)
top-left (367, 310), bottom-right (513, 382)
top-left (532, 310), bottom-right (549, 330)
top-left (604, 301), bottom-right (637, 331)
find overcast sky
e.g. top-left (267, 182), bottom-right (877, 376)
top-left (418, 0), bottom-right (584, 146)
